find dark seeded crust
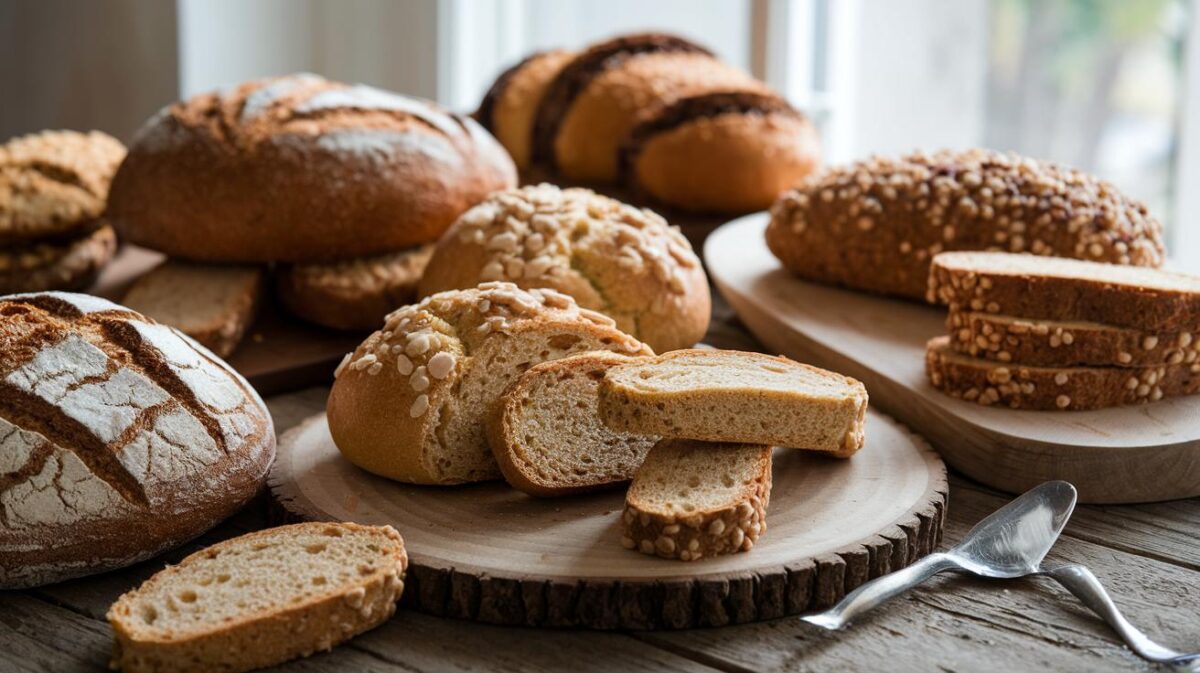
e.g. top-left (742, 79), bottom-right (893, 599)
top-left (530, 33), bottom-right (712, 168)
top-left (0, 223), bottom-right (116, 293)
top-left (474, 51), bottom-right (554, 132)
top-left (925, 336), bottom-right (1200, 411)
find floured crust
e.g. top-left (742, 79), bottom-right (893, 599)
top-left (0, 223), bottom-right (116, 293)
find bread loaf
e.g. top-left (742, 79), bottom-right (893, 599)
top-left (0, 292), bottom-right (274, 589)
top-left (476, 50), bottom-right (576, 170)
top-left (108, 73), bottom-right (517, 263)
top-left (327, 282), bottom-right (651, 485)
top-left (767, 149), bottom-right (1166, 300)
top-left (0, 223), bottom-right (116, 294)
top-left (419, 184), bottom-right (710, 353)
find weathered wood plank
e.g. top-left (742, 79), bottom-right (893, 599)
top-left (0, 594), bottom-right (112, 673)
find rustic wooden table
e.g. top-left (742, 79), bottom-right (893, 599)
top-left (4, 296), bottom-right (1198, 673)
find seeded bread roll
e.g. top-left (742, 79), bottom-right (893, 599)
top-left (277, 244), bottom-right (435, 331)
top-left (0, 292), bottom-right (275, 589)
top-left (419, 184), bottom-right (709, 353)
top-left (327, 282), bottom-right (652, 485)
top-left (926, 336), bottom-right (1200, 410)
top-left (476, 50), bottom-right (576, 170)
top-left (0, 223), bottom-right (116, 293)
top-left (767, 149), bottom-right (1166, 301)
top-left (622, 440), bottom-right (771, 561)
top-left (108, 73), bottom-right (516, 263)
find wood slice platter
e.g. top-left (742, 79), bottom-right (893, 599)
top-left (269, 410), bottom-right (947, 630)
top-left (705, 213), bottom-right (1200, 504)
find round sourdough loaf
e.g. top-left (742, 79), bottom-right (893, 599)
top-left (108, 73), bottom-right (517, 263)
top-left (0, 292), bottom-right (275, 589)
top-left (418, 184), bottom-right (710, 353)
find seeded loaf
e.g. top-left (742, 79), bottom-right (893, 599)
top-left (929, 251), bottom-right (1200, 333)
top-left (488, 351), bottom-right (659, 497)
top-left (419, 184), bottom-right (710, 353)
top-left (122, 260), bottom-right (265, 358)
top-left (108, 73), bottom-right (516, 263)
top-left (926, 336), bottom-right (1200, 410)
top-left (0, 223), bottom-right (116, 294)
top-left (327, 282), bottom-right (652, 485)
top-left (622, 440), bottom-right (771, 561)
top-left (107, 522), bottom-right (407, 673)
top-left (277, 243), bottom-right (435, 331)
top-left (767, 149), bottom-right (1166, 301)
top-left (599, 349), bottom-right (868, 457)
top-left (0, 292), bottom-right (275, 589)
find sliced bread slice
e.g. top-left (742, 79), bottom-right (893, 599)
top-left (598, 349), bottom-right (868, 457)
top-left (123, 260), bottom-right (264, 358)
top-left (107, 522), bottom-right (407, 673)
top-left (926, 335), bottom-right (1200, 410)
top-left (948, 311), bottom-right (1199, 368)
top-left (622, 439), bottom-right (772, 561)
top-left (928, 251), bottom-right (1200, 333)
top-left (487, 351), bottom-right (660, 497)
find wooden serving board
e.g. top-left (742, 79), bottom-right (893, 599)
top-left (705, 213), bottom-right (1200, 504)
top-left (269, 410), bottom-right (947, 630)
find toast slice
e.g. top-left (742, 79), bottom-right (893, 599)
top-left (929, 251), bottom-right (1200, 333)
top-left (622, 439), bottom-right (772, 561)
top-left (926, 336), bottom-right (1200, 410)
top-left (123, 260), bottom-right (264, 358)
top-left (598, 349), bottom-right (868, 457)
top-left (487, 351), bottom-right (660, 496)
top-left (107, 522), bottom-right (407, 673)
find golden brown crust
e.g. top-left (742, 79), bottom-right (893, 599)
top-left (477, 50), bottom-right (575, 170)
top-left (0, 223), bottom-right (116, 293)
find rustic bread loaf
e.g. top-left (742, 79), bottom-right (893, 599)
top-left (108, 73), bottom-right (516, 263)
top-left (277, 243), bottom-right (434, 331)
top-left (487, 351), bottom-right (659, 497)
top-left (926, 336), bottom-right (1200, 410)
top-left (0, 292), bottom-right (275, 589)
top-left (327, 282), bottom-right (652, 485)
top-left (599, 349), bottom-right (868, 457)
top-left (419, 184), bottom-right (709, 353)
top-left (476, 50), bottom-right (576, 170)
top-left (0, 223), bottom-right (116, 293)
top-left (767, 149), bottom-right (1166, 300)
top-left (122, 261), bottom-right (265, 358)
top-left (107, 522), bottom-right (407, 673)
top-left (622, 440), bottom-right (771, 561)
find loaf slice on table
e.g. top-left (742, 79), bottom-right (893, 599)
top-left (622, 440), bottom-right (772, 561)
top-left (599, 349), bottom-right (868, 457)
top-left (122, 260), bottom-right (264, 358)
top-left (107, 522), bottom-right (407, 673)
top-left (488, 351), bottom-right (659, 497)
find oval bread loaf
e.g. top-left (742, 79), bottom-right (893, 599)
top-left (0, 292), bottom-right (275, 589)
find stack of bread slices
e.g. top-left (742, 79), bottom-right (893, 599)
top-left (926, 251), bottom-right (1200, 411)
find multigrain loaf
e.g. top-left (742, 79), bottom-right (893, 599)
top-left (929, 251), bottom-right (1200, 333)
top-left (622, 440), bottom-right (771, 561)
top-left (0, 292), bottom-right (275, 589)
top-left (767, 149), bottom-right (1166, 301)
top-left (0, 223), bottom-right (116, 293)
top-left (487, 351), bottom-right (659, 497)
top-left (419, 184), bottom-right (710, 352)
top-left (107, 522), bottom-right (407, 673)
top-left (599, 349), bottom-right (868, 457)
top-left (122, 261), bottom-right (265, 358)
top-left (327, 282), bottom-right (652, 485)
top-left (925, 336), bottom-right (1200, 410)
top-left (108, 73), bottom-right (516, 263)
top-left (277, 243), bottom-right (435, 331)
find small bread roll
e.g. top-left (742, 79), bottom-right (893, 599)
top-left (476, 50), bottom-right (575, 170)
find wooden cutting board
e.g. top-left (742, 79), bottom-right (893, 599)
top-left (269, 410), bottom-right (947, 630)
top-left (705, 213), bottom-right (1200, 504)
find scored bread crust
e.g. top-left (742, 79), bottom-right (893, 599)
top-left (418, 184), bottom-right (710, 353)
top-left (107, 522), bottom-right (408, 673)
top-left (622, 440), bottom-right (772, 561)
top-left (0, 222), bottom-right (116, 293)
top-left (767, 149), bottom-right (1166, 301)
top-left (108, 73), bottom-right (516, 263)
top-left (475, 49), bottom-right (576, 171)
top-left (925, 336), bottom-right (1200, 410)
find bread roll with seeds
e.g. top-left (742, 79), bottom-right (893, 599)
top-left (622, 440), bottom-right (771, 561)
top-left (767, 149), bottom-right (1166, 301)
top-left (419, 184), bottom-right (709, 353)
top-left (476, 50), bottom-right (576, 170)
top-left (0, 223), bottom-right (116, 293)
top-left (327, 282), bottom-right (652, 485)
top-left (926, 336), bottom-right (1200, 410)
top-left (277, 243), bottom-right (435, 331)
top-left (108, 73), bottom-right (516, 263)
top-left (107, 522), bottom-right (407, 673)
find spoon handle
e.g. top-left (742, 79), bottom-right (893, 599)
top-left (802, 553), bottom-right (958, 630)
